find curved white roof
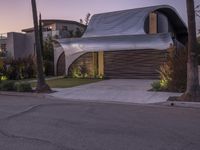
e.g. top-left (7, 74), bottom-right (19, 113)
top-left (83, 5), bottom-right (187, 37)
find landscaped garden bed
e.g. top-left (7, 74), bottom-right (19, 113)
top-left (0, 80), bottom-right (32, 92)
top-left (0, 77), bottom-right (102, 93)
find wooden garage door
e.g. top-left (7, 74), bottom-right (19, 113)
top-left (104, 50), bottom-right (167, 79)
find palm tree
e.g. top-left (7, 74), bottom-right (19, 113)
top-left (179, 0), bottom-right (200, 101)
top-left (31, 0), bottom-right (51, 93)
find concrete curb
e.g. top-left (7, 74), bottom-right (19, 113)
top-left (0, 91), bottom-right (47, 98)
top-left (159, 101), bottom-right (200, 109)
top-left (0, 91), bottom-right (199, 109)
top-left (48, 94), bottom-right (200, 109)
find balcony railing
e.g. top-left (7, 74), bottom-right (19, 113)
top-left (43, 30), bottom-right (60, 39)
top-left (42, 29), bottom-right (81, 39)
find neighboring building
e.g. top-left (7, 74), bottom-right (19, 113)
top-left (0, 34), bottom-right (7, 58)
top-left (1, 19), bottom-right (86, 60)
top-left (56, 5), bottom-right (188, 79)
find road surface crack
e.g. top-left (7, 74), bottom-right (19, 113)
top-left (0, 129), bottom-right (73, 150)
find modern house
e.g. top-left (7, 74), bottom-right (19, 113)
top-left (1, 19), bottom-right (85, 60)
top-left (55, 5), bottom-right (187, 79)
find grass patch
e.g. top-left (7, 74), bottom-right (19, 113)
top-left (31, 78), bottom-right (102, 88)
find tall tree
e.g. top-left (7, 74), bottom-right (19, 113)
top-left (31, 0), bottom-right (51, 93)
top-left (179, 0), bottom-right (200, 101)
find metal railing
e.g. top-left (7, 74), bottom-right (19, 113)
top-left (43, 30), bottom-right (60, 39)
top-left (42, 30), bottom-right (78, 39)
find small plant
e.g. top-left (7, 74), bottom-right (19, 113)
top-left (70, 62), bottom-right (90, 78)
top-left (151, 81), bottom-right (161, 91)
top-left (15, 82), bottom-right (32, 92)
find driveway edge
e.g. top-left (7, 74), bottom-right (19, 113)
top-left (0, 91), bottom-right (47, 98)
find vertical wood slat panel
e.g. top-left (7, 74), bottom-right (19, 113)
top-left (68, 50), bottom-right (167, 79)
top-left (104, 50), bottom-right (167, 79)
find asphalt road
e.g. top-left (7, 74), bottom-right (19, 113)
top-left (0, 95), bottom-right (199, 150)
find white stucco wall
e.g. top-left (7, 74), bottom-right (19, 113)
top-left (6, 32), bottom-right (35, 59)
top-left (53, 45), bottom-right (64, 75)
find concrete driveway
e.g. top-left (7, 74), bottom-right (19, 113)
top-left (50, 79), bottom-right (181, 104)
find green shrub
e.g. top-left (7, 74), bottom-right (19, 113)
top-left (2, 55), bottom-right (36, 80)
top-left (151, 81), bottom-right (161, 91)
top-left (0, 81), bottom-right (16, 91)
top-left (15, 82), bottom-right (32, 92)
top-left (44, 60), bottom-right (54, 76)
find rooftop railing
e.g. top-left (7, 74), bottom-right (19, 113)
top-left (42, 29), bottom-right (82, 39)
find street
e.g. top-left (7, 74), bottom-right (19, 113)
top-left (0, 95), bottom-right (199, 150)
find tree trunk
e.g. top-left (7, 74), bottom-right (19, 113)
top-left (31, 0), bottom-right (51, 93)
top-left (179, 0), bottom-right (200, 101)
top-left (39, 13), bottom-right (44, 57)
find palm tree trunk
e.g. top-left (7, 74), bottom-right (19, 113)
top-left (179, 0), bottom-right (200, 101)
top-left (39, 13), bottom-right (44, 57)
top-left (31, 0), bottom-right (51, 93)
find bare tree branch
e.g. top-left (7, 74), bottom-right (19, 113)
top-left (196, 13), bottom-right (200, 17)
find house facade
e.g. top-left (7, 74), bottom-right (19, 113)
top-left (56, 5), bottom-right (187, 79)
top-left (1, 19), bottom-right (85, 60)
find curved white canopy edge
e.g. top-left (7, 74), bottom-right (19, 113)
top-left (58, 33), bottom-right (173, 75)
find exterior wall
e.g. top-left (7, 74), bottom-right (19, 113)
top-left (24, 32), bottom-right (35, 57)
top-left (7, 32), bottom-right (26, 58)
top-left (4, 21), bottom-right (85, 72)
top-left (6, 33), bottom-right (15, 58)
top-left (6, 32), bottom-right (35, 59)
top-left (157, 12), bottom-right (169, 33)
top-left (54, 44), bottom-right (65, 75)
top-left (57, 52), bottom-right (66, 76)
